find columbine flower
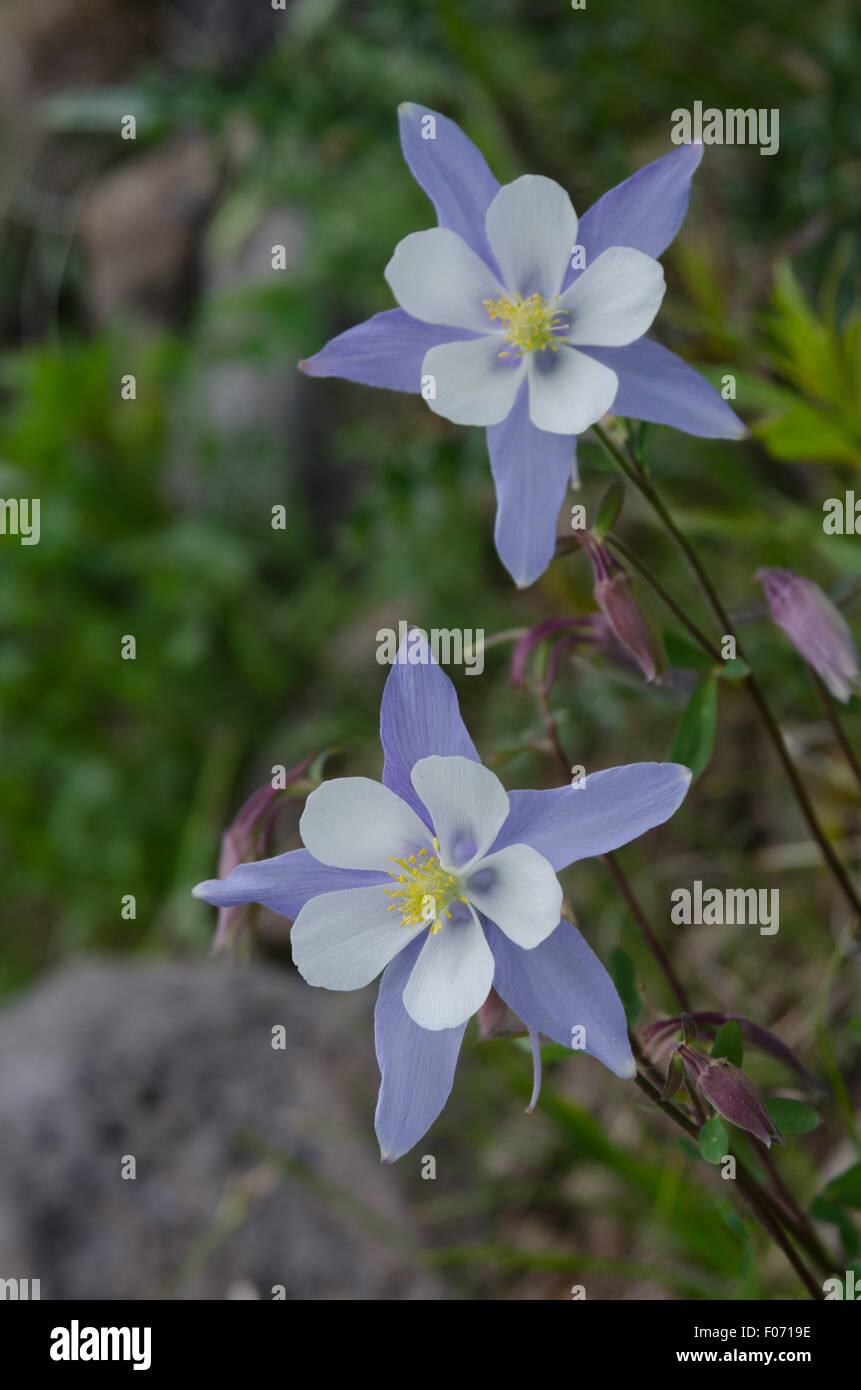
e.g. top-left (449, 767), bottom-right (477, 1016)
top-left (193, 631), bottom-right (691, 1160)
top-left (756, 567), bottom-right (860, 704)
top-left (301, 102), bottom-right (747, 588)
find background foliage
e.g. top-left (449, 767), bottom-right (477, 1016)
top-left (1, 0), bottom-right (859, 1299)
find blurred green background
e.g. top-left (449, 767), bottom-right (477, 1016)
top-left (1, 0), bottom-right (859, 1299)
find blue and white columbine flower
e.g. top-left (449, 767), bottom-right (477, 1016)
top-left (301, 103), bottom-right (747, 588)
top-left (193, 633), bottom-right (691, 1160)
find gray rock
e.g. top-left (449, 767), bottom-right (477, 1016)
top-left (0, 960), bottom-right (437, 1300)
top-left (78, 133), bottom-right (220, 327)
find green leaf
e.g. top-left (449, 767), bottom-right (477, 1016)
top-left (824, 1162), bottom-right (861, 1209)
top-left (677, 1137), bottom-right (702, 1163)
top-left (711, 1020), bottom-right (744, 1068)
top-left (664, 630), bottom-right (712, 672)
top-left (594, 481), bottom-right (624, 536)
top-left (846, 1017), bottom-right (861, 1044)
top-left (716, 658), bottom-right (750, 681)
top-left (670, 673), bottom-right (719, 780)
top-left (609, 946), bottom-right (641, 1025)
top-left (699, 1116), bottom-right (729, 1165)
top-left (809, 1196), bottom-right (860, 1258)
top-left (765, 1098), bottom-right (822, 1135)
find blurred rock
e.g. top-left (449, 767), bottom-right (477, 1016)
top-left (0, 960), bottom-right (437, 1300)
top-left (78, 133), bottom-right (220, 326)
top-left (167, 204), bottom-right (305, 512)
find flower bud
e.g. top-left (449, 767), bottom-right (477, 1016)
top-left (680, 1048), bottom-right (783, 1148)
top-left (510, 615), bottom-right (600, 688)
top-left (211, 755), bottom-right (315, 953)
top-left (662, 1049), bottom-right (686, 1102)
top-left (581, 534), bottom-right (661, 682)
top-left (642, 1011), bottom-right (822, 1092)
top-left (756, 567), bottom-right (859, 704)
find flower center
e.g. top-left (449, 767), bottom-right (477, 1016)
top-left (384, 840), bottom-right (466, 934)
top-left (483, 292), bottom-right (566, 357)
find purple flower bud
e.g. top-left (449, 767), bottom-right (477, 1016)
top-left (212, 755), bottom-right (315, 954)
top-left (756, 567), bottom-right (859, 704)
top-left (581, 535), bottom-right (661, 683)
top-left (642, 1012), bottom-right (822, 1092)
top-left (477, 987), bottom-right (507, 1040)
top-left (679, 1047), bottom-right (783, 1148)
top-left (509, 615), bottom-right (601, 688)
top-left (476, 987), bottom-right (529, 1042)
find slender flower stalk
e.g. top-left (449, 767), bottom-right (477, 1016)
top-left (537, 690), bottom-right (833, 1292)
top-left (580, 532), bottom-right (662, 682)
top-left (592, 423), bottom-right (861, 927)
top-left (634, 1071), bottom-right (824, 1300)
top-left (529, 672), bottom-right (692, 1013)
top-left (605, 533), bottom-right (722, 662)
top-left (757, 1146), bottom-right (835, 1276)
top-left (809, 668), bottom-right (861, 794)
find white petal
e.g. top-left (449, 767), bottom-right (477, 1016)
top-left (402, 905), bottom-right (494, 1029)
top-left (527, 345), bottom-right (618, 434)
top-left (465, 844), bottom-right (562, 948)
top-left (300, 778), bottom-right (430, 871)
top-left (410, 755), bottom-right (509, 872)
top-left (422, 337), bottom-right (526, 426)
top-left (384, 228), bottom-right (505, 332)
top-left (291, 885), bottom-right (415, 990)
top-left (485, 174), bottom-right (578, 299)
top-left (559, 247), bottom-right (666, 347)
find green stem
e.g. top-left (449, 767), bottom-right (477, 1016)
top-left (809, 668), bottom-right (861, 794)
top-left (536, 650), bottom-right (829, 1295)
top-left (593, 424), bottom-right (861, 926)
top-left (757, 1146), bottom-right (835, 1276)
top-left (602, 850), bottom-right (692, 1014)
top-left (606, 532), bottom-right (723, 662)
top-left (535, 681), bottom-right (692, 1013)
top-left (634, 1072), bottom-right (824, 1299)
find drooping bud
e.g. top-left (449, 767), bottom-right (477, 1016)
top-left (581, 533), bottom-right (661, 683)
top-left (509, 615), bottom-right (602, 688)
top-left (476, 987), bottom-right (529, 1041)
top-left (679, 1047), bottom-right (783, 1147)
top-left (477, 988), bottom-right (507, 1040)
top-left (755, 567), bottom-right (859, 704)
top-left (211, 755), bottom-right (315, 954)
top-left (641, 1012), bottom-right (822, 1092)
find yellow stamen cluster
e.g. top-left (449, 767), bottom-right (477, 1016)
top-left (384, 839), bottom-right (466, 935)
top-left (483, 292), bottom-right (566, 357)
